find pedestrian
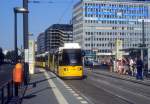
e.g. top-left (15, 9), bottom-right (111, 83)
top-left (108, 58), bottom-right (113, 72)
top-left (123, 58), bottom-right (129, 75)
top-left (129, 58), bottom-right (135, 76)
top-left (118, 59), bottom-right (124, 75)
top-left (13, 63), bottom-right (24, 96)
top-left (136, 57), bottom-right (143, 80)
top-left (116, 59), bottom-right (120, 73)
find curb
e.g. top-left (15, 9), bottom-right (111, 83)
top-left (93, 70), bottom-right (150, 86)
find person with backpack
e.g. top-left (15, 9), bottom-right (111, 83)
top-left (136, 57), bottom-right (143, 80)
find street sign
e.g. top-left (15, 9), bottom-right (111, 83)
top-left (148, 48), bottom-right (150, 73)
top-left (28, 40), bottom-right (35, 63)
top-left (28, 40), bottom-right (35, 74)
top-left (116, 39), bottom-right (123, 60)
top-left (25, 49), bottom-right (28, 63)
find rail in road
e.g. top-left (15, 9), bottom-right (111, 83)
top-left (92, 69), bottom-right (150, 86)
top-left (2, 66), bottom-right (150, 104)
top-left (22, 68), bottom-right (89, 104)
top-left (64, 69), bottom-right (150, 104)
top-left (19, 68), bottom-right (150, 104)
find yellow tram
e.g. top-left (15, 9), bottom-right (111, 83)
top-left (35, 53), bottom-right (46, 68)
top-left (56, 43), bottom-right (83, 79)
top-left (35, 43), bottom-right (84, 79)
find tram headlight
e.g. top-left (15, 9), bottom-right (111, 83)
top-left (78, 67), bottom-right (82, 70)
top-left (64, 68), bottom-right (68, 71)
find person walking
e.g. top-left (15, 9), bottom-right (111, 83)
top-left (118, 59), bottom-right (124, 75)
top-left (129, 58), bottom-right (135, 76)
top-left (109, 58), bottom-right (113, 72)
top-left (123, 58), bottom-right (129, 75)
top-left (136, 57), bottom-right (143, 80)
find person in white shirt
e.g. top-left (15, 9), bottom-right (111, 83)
top-left (129, 58), bottom-right (135, 76)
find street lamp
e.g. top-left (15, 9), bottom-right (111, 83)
top-left (14, 7), bottom-right (29, 63)
top-left (14, 7), bottom-right (29, 13)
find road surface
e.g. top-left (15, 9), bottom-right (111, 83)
top-left (64, 69), bottom-right (150, 104)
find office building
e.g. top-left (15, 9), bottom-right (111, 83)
top-left (73, 0), bottom-right (150, 57)
top-left (45, 24), bottom-right (73, 52)
top-left (37, 32), bottom-right (45, 54)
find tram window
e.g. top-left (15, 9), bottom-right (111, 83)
top-left (62, 53), bottom-right (82, 66)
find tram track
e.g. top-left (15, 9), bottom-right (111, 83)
top-left (88, 70), bottom-right (150, 98)
top-left (92, 69), bottom-right (150, 86)
top-left (65, 79), bottom-right (133, 104)
top-left (64, 70), bottom-right (150, 104)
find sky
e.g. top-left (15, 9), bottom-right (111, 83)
top-left (0, 0), bottom-right (79, 50)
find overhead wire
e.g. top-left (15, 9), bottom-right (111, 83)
top-left (28, 0), bottom-right (74, 4)
top-left (28, 0), bottom-right (75, 23)
top-left (57, 0), bottom-right (74, 23)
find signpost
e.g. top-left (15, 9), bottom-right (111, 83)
top-left (28, 40), bottom-right (35, 74)
top-left (148, 48), bottom-right (150, 74)
top-left (115, 39), bottom-right (123, 72)
top-left (116, 39), bottom-right (123, 60)
top-left (24, 49), bottom-right (29, 63)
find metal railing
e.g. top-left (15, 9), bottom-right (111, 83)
top-left (0, 80), bottom-right (13, 104)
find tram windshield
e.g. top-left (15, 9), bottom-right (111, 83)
top-left (60, 49), bottom-right (82, 66)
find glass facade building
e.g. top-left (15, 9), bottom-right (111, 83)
top-left (37, 32), bottom-right (45, 54)
top-left (37, 24), bottom-right (73, 54)
top-left (45, 24), bottom-right (73, 52)
top-left (73, 0), bottom-right (150, 56)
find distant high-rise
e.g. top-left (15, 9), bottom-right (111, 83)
top-left (45, 24), bottom-right (73, 52)
top-left (73, 0), bottom-right (150, 57)
top-left (37, 32), bottom-right (45, 54)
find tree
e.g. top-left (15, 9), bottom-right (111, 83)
top-left (0, 47), bottom-right (4, 64)
top-left (5, 50), bottom-right (15, 63)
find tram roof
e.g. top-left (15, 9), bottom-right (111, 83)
top-left (59, 43), bottom-right (81, 51)
top-left (36, 53), bottom-right (46, 57)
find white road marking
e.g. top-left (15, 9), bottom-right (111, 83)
top-left (66, 86), bottom-right (71, 89)
top-left (64, 85), bottom-right (68, 87)
top-left (72, 87), bottom-right (94, 104)
top-left (67, 88), bottom-right (73, 91)
top-left (80, 101), bottom-right (88, 104)
top-left (73, 93), bottom-right (79, 96)
top-left (44, 71), bottom-right (69, 104)
top-left (70, 90), bottom-right (75, 93)
top-left (46, 70), bottom-right (90, 104)
top-left (77, 97), bottom-right (83, 100)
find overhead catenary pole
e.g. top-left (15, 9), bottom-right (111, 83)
top-left (23, 0), bottom-right (28, 49)
top-left (141, 19), bottom-right (145, 61)
top-left (14, 10), bottom-right (18, 63)
top-left (142, 19), bottom-right (145, 46)
top-left (23, 0), bottom-right (29, 85)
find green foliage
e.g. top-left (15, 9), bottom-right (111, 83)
top-left (0, 47), bottom-right (4, 64)
top-left (5, 50), bottom-right (15, 62)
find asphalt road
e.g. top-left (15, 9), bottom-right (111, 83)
top-left (64, 69), bottom-right (150, 104)
top-left (0, 64), bottom-right (13, 86)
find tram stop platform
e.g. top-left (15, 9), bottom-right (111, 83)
top-left (21, 68), bottom-right (89, 104)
